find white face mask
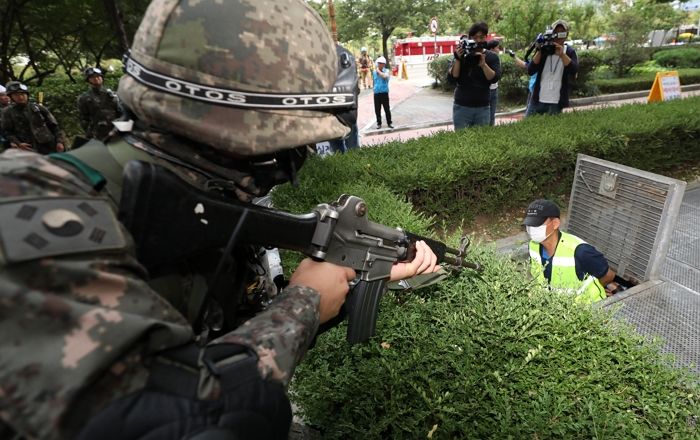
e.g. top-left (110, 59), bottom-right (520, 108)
top-left (527, 223), bottom-right (549, 243)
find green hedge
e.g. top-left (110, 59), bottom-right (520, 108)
top-left (280, 98), bottom-right (700, 438)
top-left (427, 55), bottom-right (453, 93)
top-left (273, 97), bottom-right (700, 225)
top-left (27, 73), bottom-right (123, 144)
top-left (292, 247), bottom-right (700, 438)
top-left (593, 68), bottom-right (700, 94)
top-left (653, 47), bottom-right (700, 69)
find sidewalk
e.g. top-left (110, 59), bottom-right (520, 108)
top-left (357, 81), bottom-right (700, 147)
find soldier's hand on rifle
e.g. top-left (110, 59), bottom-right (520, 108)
top-left (289, 259), bottom-right (356, 324)
top-left (389, 240), bottom-right (440, 282)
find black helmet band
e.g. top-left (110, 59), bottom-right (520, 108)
top-left (123, 53), bottom-right (356, 112)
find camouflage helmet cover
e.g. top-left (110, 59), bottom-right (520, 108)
top-left (5, 81), bottom-right (29, 95)
top-left (118, 0), bottom-right (352, 157)
top-left (84, 66), bottom-right (104, 80)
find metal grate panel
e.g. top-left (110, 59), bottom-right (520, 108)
top-left (668, 238), bottom-right (700, 269)
top-left (567, 155), bottom-right (686, 284)
top-left (608, 282), bottom-right (700, 372)
top-left (681, 186), bottom-right (700, 206)
top-left (673, 202), bottom-right (700, 237)
top-left (662, 258), bottom-right (700, 293)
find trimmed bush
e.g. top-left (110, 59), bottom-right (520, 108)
top-left (279, 102), bottom-right (700, 436)
top-left (428, 55), bottom-right (455, 93)
top-left (273, 97), bottom-right (700, 225)
top-left (292, 247), bottom-right (700, 438)
top-left (428, 55), bottom-right (529, 100)
top-left (497, 56), bottom-right (529, 103)
top-left (573, 51), bottom-right (604, 96)
top-left (653, 47), bottom-right (700, 69)
top-left (593, 68), bottom-right (700, 94)
top-left (27, 73), bottom-right (123, 144)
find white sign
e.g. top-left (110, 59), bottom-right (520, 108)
top-left (430, 18), bottom-right (438, 34)
top-left (661, 74), bottom-right (681, 100)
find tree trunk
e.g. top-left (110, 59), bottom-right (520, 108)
top-left (102, 0), bottom-right (130, 54)
top-left (381, 28), bottom-right (394, 69)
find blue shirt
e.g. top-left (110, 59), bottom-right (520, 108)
top-left (373, 68), bottom-right (390, 94)
top-left (540, 232), bottom-right (609, 282)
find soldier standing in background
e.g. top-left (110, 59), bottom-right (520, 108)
top-left (358, 47), bottom-right (373, 89)
top-left (0, 85), bottom-right (10, 150)
top-left (0, 0), bottom-right (439, 438)
top-left (1, 81), bottom-right (66, 154)
top-left (77, 67), bottom-right (122, 142)
top-left (0, 85), bottom-right (10, 111)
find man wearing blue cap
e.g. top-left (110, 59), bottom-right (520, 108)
top-left (524, 199), bottom-right (618, 303)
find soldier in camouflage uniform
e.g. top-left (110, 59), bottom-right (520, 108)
top-left (0, 1), bottom-right (439, 439)
top-left (77, 67), bottom-right (122, 141)
top-left (1, 81), bottom-right (66, 154)
top-left (0, 85), bottom-right (9, 150)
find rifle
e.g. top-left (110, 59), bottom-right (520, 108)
top-left (119, 161), bottom-right (481, 343)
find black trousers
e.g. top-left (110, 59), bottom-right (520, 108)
top-left (373, 92), bottom-right (391, 125)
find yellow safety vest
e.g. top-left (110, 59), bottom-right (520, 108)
top-left (529, 231), bottom-right (606, 304)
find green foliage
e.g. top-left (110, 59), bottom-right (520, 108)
top-left (653, 48), bottom-right (700, 69)
top-left (427, 56), bottom-right (455, 92)
top-left (427, 55), bottom-right (529, 101)
top-left (493, 0), bottom-right (560, 50)
top-left (34, 73), bottom-right (123, 143)
top-left (603, 8), bottom-right (649, 78)
top-left (273, 97), bottom-right (700, 226)
top-left (292, 247), bottom-right (700, 438)
top-left (498, 56), bottom-right (529, 103)
top-left (572, 50), bottom-right (603, 96)
top-left (0, 0), bottom-right (147, 84)
top-left (593, 68), bottom-right (700, 94)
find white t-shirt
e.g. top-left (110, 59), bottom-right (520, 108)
top-left (539, 54), bottom-right (564, 104)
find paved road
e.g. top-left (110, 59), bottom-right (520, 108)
top-left (356, 78), bottom-right (700, 147)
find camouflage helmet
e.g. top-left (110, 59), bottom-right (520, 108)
top-left (84, 66), bottom-right (104, 81)
top-left (118, 0), bottom-right (355, 158)
top-left (5, 81), bottom-right (29, 95)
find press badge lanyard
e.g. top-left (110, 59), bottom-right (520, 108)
top-left (546, 56), bottom-right (561, 90)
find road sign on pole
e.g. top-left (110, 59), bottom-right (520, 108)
top-left (430, 17), bottom-right (438, 58)
top-left (430, 17), bottom-right (438, 34)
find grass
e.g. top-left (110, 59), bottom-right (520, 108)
top-left (291, 244), bottom-right (700, 439)
top-left (278, 96), bottom-right (700, 439)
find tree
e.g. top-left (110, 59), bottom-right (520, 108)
top-left (563, 1), bottom-right (600, 47)
top-left (495, 0), bottom-right (561, 50)
top-left (439, 0), bottom-right (504, 36)
top-left (605, 7), bottom-right (648, 77)
top-left (0, 0), bottom-right (148, 84)
top-left (335, 0), bottom-right (434, 65)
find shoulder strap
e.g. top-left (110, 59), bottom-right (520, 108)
top-left (60, 141), bottom-right (126, 203)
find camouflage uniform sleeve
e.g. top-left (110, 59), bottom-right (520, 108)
top-left (0, 150), bottom-right (193, 439)
top-left (210, 285), bottom-right (320, 388)
top-left (77, 94), bottom-right (91, 134)
top-left (2, 108), bottom-right (20, 145)
top-left (41, 106), bottom-right (67, 145)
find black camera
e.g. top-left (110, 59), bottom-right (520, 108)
top-left (458, 37), bottom-right (487, 65)
top-left (538, 28), bottom-right (567, 56)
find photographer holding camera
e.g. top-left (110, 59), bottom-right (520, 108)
top-left (447, 22), bottom-right (501, 129)
top-left (526, 19), bottom-right (578, 116)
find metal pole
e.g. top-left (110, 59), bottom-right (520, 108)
top-left (328, 0), bottom-right (338, 43)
